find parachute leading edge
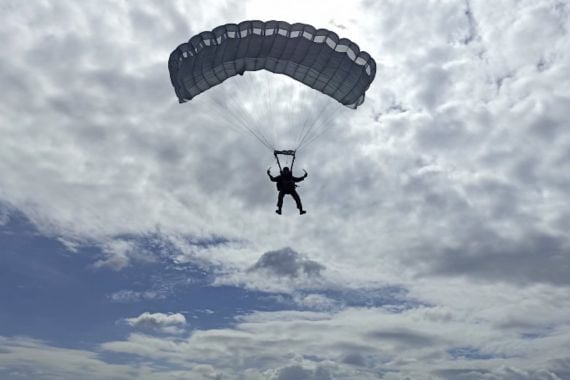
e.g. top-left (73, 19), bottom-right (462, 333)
top-left (168, 20), bottom-right (376, 109)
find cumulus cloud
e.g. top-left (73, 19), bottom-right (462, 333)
top-left (249, 247), bottom-right (325, 278)
top-left (274, 364), bottom-right (332, 380)
top-left (293, 293), bottom-right (339, 311)
top-left (125, 312), bottom-right (187, 334)
top-left (100, 302), bottom-right (570, 379)
top-left (0, 336), bottom-right (227, 380)
top-left (212, 246), bottom-right (330, 294)
top-left (2, 0), bottom-right (570, 378)
top-left (0, 336), bottom-right (134, 380)
top-left (426, 231), bottom-right (570, 285)
top-left (94, 240), bottom-right (140, 270)
top-left (432, 366), bottom-right (564, 380)
top-left (2, 289), bottom-right (570, 379)
top-left (1, 0), bottom-right (568, 290)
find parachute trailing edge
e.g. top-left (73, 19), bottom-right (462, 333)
top-left (168, 20), bottom-right (376, 108)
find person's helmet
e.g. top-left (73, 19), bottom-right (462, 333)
top-left (282, 167), bottom-right (290, 174)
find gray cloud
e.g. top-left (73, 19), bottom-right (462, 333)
top-left (424, 231), bottom-right (570, 286)
top-left (2, 0), bottom-right (570, 378)
top-left (2, 299), bottom-right (570, 379)
top-left (368, 328), bottom-right (440, 348)
top-left (432, 366), bottom-right (563, 380)
top-left (125, 312), bottom-right (187, 334)
top-left (249, 247), bottom-right (325, 278)
top-left (275, 365), bottom-right (332, 380)
top-left (341, 352), bottom-right (367, 367)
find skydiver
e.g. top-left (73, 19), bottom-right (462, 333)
top-left (267, 167), bottom-right (308, 215)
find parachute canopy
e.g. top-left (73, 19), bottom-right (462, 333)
top-left (168, 20), bottom-right (376, 108)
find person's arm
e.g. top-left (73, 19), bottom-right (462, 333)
top-left (293, 169), bottom-right (308, 182)
top-left (267, 168), bottom-right (277, 182)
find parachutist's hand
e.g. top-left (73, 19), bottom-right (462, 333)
top-left (267, 168), bottom-right (271, 175)
top-left (303, 169), bottom-right (308, 177)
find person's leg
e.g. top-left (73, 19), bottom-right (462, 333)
top-left (276, 191), bottom-right (284, 214)
top-left (291, 190), bottom-right (305, 214)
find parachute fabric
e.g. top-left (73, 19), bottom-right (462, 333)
top-left (168, 20), bottom-right (376, 109)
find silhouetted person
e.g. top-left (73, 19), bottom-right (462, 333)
top-left (267, 166), bottom-right (307, 215)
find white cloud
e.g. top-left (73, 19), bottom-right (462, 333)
top-left (1, 0), bottom-right (570, 378)
top-left (0, 336), bottom-right (135, 380)
top-left (294, 293), bottom-right (339, 311)
top-left (213, 247), bottom-right (332, 293)
top-left (0, 336), bottom-right (231, 380)
top-left (99, 299), bottom-right (570, 379)
top-left (2, 283), bottom-right (570, 378)
top-left (94, 240), bottom-right (138, 270)
top-left (2, 0), bottom-right (568, 285)
top-left (109, 289), bottom-right (163, 303)
top-left (125, 312), bottom-right (187, 334)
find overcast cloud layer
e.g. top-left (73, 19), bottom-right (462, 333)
top-left (1, 0), bottom-right (569, 379)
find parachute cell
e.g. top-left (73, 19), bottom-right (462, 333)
top-left (168, 20), bottom-right (376, 108)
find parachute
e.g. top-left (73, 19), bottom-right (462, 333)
top-left (168, 20), bottom-right (376, 160)
top-left (169, 20), bottom-right (376, 108)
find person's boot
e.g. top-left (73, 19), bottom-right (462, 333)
top-left (276, 209), bottom-right (282, 215)
top-left (299, 209), bottom-right (306, 215)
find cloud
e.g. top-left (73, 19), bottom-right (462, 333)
top-left (100, 304), bottom-right (570, 379)
top-left (432, 366), bottom-right (564, 380)
top-left (109, 290), bottom-right (164, 303)
top-left (125, 312), bottom-right (187, 334)
top-left (275, 364), bottom-right (332, 380)
top-left (212, 246), bottom-right (331, 294)
top-left (2, 292), bottom-right (570, 379)
top-left (293, 293), bottom-right (339, 311)
top-left (249, 247), bottom-right (325, 278)
top-left (2, 0), bottom-right (570, 379)
top-left (367, 328), bottom-right (440, 349)
top-left (94, 240), bottom-right (139, 270)
top-left (425, 231), bottom-right (570, 285)
top-left (2, 0), bottom-right (569, 291)
top-left (0, 336), bottom-right (228, 380)
top-left (0, 206), bottom-right (10, 227)
top-left (0, 336), bottom-right (135, 380)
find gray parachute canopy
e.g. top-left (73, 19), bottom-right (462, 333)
top-left (168, 20), bottom-right (376, 108)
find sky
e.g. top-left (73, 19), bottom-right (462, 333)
top-left (1, 0), bottom-right (569, 379)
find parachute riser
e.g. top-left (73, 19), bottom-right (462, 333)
top-left (274, 150), bottom-right (296, 173)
